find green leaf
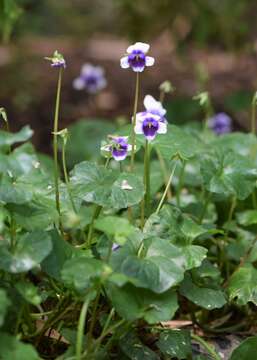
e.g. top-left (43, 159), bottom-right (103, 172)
top-left (61, 256), bottom-right (110, 292)
top-left (227, 264), bottom-right (257, 305)
top-left (9, 197), bottom-right (58, 231)
top-left (0, 126), bottom-right (33, 149)
top-left (0, 332), bottom-right (40, 359)
top-left (0, 231), bottom-right (52, 273)
top-left (144, 205), bottom-right (207, 244)
top-left (94, 216), bottom-right (136, 245)
top-left (66, 119), bottom-right (116, 167)
top-left (153, 124), bottom-right (202, 160)
top-left (236, 210), bottom-right (257, 226)
top-left (41, 230), bottom-right (75, 280)
top-left (229, 335), bottom-right (257, 360)
top-left (157, 329), bottom-right (192, 359)
top-left (107, 283), bottom-right (178, 324)
top-left (0, 289), bottom-right (10, 327)
top-left (119, 331), bottom-right (159, 360)
top-left (201, 151), bottom-right (257, 200)
top-left (70, 161), bottom-right (144, 210)
top-left (180, 274), bottom-right (226, 309)
top-left (15, 281), bottom-right (41, 306)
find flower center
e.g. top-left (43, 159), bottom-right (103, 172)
top-left (142, 117), bottom-right (159, 138)
top-left (128, 50), bottom-right (146, 68)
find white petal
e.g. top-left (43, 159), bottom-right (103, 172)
top-left (127, 144), bottom-right (132, 151)
top-left (97, 78), bottom-right (107, 90)
top-left (135, 112), bottom-right (145, 123)
top-left (93, 66), bottom-right (104, 76)
top-left (144, 95), bottom-right (158, 111)
top-left (73, 77), bottom-right (85, 90)
top-left (133, 42), bottom-right (150, 53)
top-left (81, 63), bottom-right (94, 75)
top-left (132, 65), bottom-right (145, 72)
top-left (157, 121), bottom-right (167, 134)
top-left (113, 153), bottom-right (127, 161)
top-left (134, 122), bottom-right (144, 135)
top-left (120, 56), bottom-right (130, 69)
top-left (145, 56), bottom-right (155, 66)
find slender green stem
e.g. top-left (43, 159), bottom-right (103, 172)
top-left (87, 205), bottom-right (102, 247)
top-left (144, 140), bottom-right (151, 214)
top-left (156, 160), bottom-right (178, 214)
top-left (53, 68), bottom-right (63, 223)
top-left (155, 148), bottom-right (172, 200)
top-left (130, 72), bottom-right (140, 171)
top-left (87, 285), bottom-right (101, 354)
top-left (62, 139), bottom-right (77, 213)
top-left (251, 94), bottom-right (256, 134)
top-left (176, 160), bottom-right (186, 207)
top-left (119, 161), bottom-right (123, 173)
top-left (191, 333), bottom-right (222, 360)
top-left (76, 297), bottom-right (91, 360)
top-left (199, 191), bottom-right (211, 224)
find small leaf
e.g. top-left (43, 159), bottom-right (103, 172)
top-left (180, 274), bottom-right (226, 309)
top-left (61, 256), bottom-right (109, 292)
top-left (107, 283), bottom-right (178, 324)
top-left (229, 335), bottom-right (257, 360)
top-left (236, 210), bottom-right (257, 226)
top-left (0, 289), bottom-right (10, 327)
top-left (0, 126), bottom-right (33, 149)
top-left (227, 264), bottom-right (257, 305)
top-left (0, 332), bottom-right (40, 360)
top-left (0, 231), bottom-right (52, 273)
top-left (157, 329), bottom-right (192, 359)
top-left (70, 161), bottom-right (144, 210)
top-left (15, 281), bottom-right (41, 306)
top-left (119, 331), bottom-right (159, 360)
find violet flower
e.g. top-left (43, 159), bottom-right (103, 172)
top-left (101, 136), bottom-right (132, 161)
top-left (120, 42), bottom-right (155, 72)
top-left (134, 111), bottom-right (167, 141)
top-left (73, 63), bottom-right (107, 94)
top-left (45, 50), bottom-right (66, 68)
top-left (112, 243), bottom-right (120, 251)
top-left (208, 112), bottom-right (232, 135)
top-left (143, 95), bottom-right (167, 122)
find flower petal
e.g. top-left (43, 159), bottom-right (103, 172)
top-left (157, 121), bottom-right (167, 134)
top-left (73, 77), bottom-right (85, 90)
top-left (134, 122), bottom-right (144, 135)
top-left (131, 65), bottom-right (145, 72)
top-left (81, 63), bottom-right (95, 75)
top-left (133, 42), bottom-right (150, 53)
top-left (120, 56), bottom-right (130, 69)
top-left (145, 56), bottom-right (155, 67)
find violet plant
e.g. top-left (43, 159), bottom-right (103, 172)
top-left (1, 44), bottom-right (257, 360)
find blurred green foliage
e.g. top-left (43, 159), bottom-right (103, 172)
top-left (0, 0), bottom-right (255, 49)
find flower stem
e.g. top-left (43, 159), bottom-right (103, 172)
top-left (176, 160), bottom-right (186, 207)
top-left (87, 205), bottom-right (102, 247)
top-left (61, 139), bottom-right (77, 213)
top-left (156, 160), bottom-right (178, 214)
top-left (155, 148), bottom-right (172, 200)
top-left (53, 68), bottom-right (63, 224)
top-left (142, 140), bottom-right (151, 220)
top-left (130, 72), bottom-right (140, 171)
top-left (191, 333), bottom-right (222, 360)
top-left (251, 93), bottom-right (256, 134)
top-left (76, 297), bottom-right (91, 360)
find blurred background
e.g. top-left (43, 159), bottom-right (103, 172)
top-left (1, 0), bottom-right (257, 156)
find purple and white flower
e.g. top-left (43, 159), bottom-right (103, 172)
top-left (134, 112), bottom-right (167, 141)
top-left (120, 42), bottom-right (155, 72)
top-left (73, 63), bottom-right (107, 94)
top-left (112, 243), bottom-right (120, 251)
top-left (45, 50), bottom-right (66, 68)
top-left (143, 95), bottom-right (167, 122)
top-left (208, 112), bottom-right (232, 135)
top-left (101, 136), bottom-right (132, 161)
